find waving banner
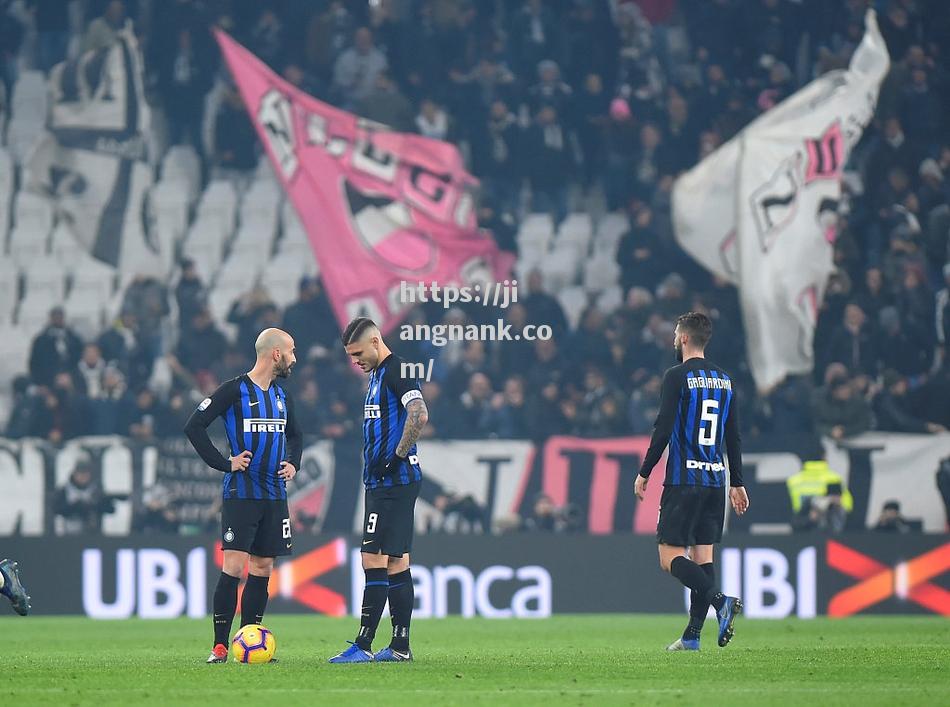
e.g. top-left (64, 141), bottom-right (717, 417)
top-left (26, 22), bottom-right (155, 271)
top-left (215, 30), bottom-right (513, 334)
top-left (672, 11), bottom-right (889, 392)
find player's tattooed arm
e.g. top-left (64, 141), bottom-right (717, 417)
top-left (395, 398), bottom-right (429, 458)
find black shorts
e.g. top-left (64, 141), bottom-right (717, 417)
top-left (221, 499), bottom-right (292, 557)
top-left (656, 485), bottom-right (725, 547)
top-left (361, 481), bottom-right (420, 557)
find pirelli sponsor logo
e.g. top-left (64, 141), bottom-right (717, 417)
top-left (243, 418), bottom-right (287, 433)
top-left (364, 405), bottom-right (381, 419)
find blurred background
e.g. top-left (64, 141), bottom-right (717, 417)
top-left (0, 0), bottom-right (949, 617)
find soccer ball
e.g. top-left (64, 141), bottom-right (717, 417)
top-left (231, 624), bottom-right (276, 664)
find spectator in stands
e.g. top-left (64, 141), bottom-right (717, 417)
top-left (29, 307), bottom-right (83, 387)
top-left (356, 70), bottom-right (414, 131)
top-left (89, 365), bottom-right (126, 435)
top-left (854, 267), bottom-right (892, 319)
top-left (227, 286), bottom-right (277, 349)
top-left (877, 305), bottom-right (931, 376)
top-left (936, 263), bottom-right (950, 370)
top-left (787, 451), bottom-right (853, 534)
top-left (282, 276), bottom-right (337, 359)
top-left (121, 274), bottom-right (170, 365)
top-left (825, 302), bottom-right (878, 377)
top-left (525, 105), bottom-right (577, 225)
top-left (157, 26), bottom-right (213, 149)
top-left (618, 204), bottom-right (663, 293)
top-left (874, 370), bottom-right (946, 434)
top-left (509, 0), bottom-right (559, 80)
top-left (577, 366), bottom-right (627, 437)
top-left (53, 460), bottom-right (108, 535)
top-left (811, 374), bottom-right (872, 441)
top-left (523, 493), bottom-right (558, 532)
top-left (522, 269), bottom-right (568, 339)
top-left (332, 26), bottom-right (388, 109)
top-left (489, 375), bottom-right (530, 439)
top-left (249, 7), bottom-right (285, 70)
top-left (174, 259), bottom-right (206, 333)
top-left (600, 96), bottom-right (637, 209)
top-left (33, 0), bottom-right (70, 71)
top-left (527, 59), bottom-right (573, 120)
top-left (76, 343), bottom-right (106, 399)
top-left (415, 97), bottom-right (449, 140)
top-left (628, 373), bottom-right (662, 435)
top-left (212, 86), bottom-right (259, 175)
top-left (82, 0), bottom-right (125, 53)
top-left (632, 122), bottom-right (672, 199)
top-left (471, 99), bottom-right (521, 217)
top-left (98, 312), bottom-right (151, 390)
top-left (174, 307), bottom-right (228, 377)
top-left (444, 340), bottom-right (489, 400)
top-left (477, 200), bottom-right (518, 255)
top-left (121, 387), bottom-right (171, 440)
top-left (455, 371), bottom-right (496, 439)
top-left (872, 500), bottom-right (915, 534)
top-left (134, 485), bottom-right (178, 534)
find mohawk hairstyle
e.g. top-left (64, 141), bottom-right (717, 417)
top-left (341, 316), bottom-right (377, 345)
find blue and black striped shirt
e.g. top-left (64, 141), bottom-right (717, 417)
top-left (184, 374), bottom-right (303, 500)
top-left (362, 354), bottom-right (423, 489)
top-left (638, 358), bottom-right (743, 487)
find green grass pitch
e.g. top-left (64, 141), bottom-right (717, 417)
top-left (5, 615), bottom-right (949, 706)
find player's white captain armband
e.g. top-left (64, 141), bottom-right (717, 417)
top-left (401, 389), bottom-right (423, 406)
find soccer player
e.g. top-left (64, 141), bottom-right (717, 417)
top-left (0, 558), bottom-right (31, 615)
top-left (184, 328), bottom-right (301, 663)
top-left (329, 317), bottom-right (428, 663)
top-left (634, 312), bottom-right (750, 651)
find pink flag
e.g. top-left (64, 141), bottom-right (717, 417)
top-left (215, 30), bottom-right (514, 334)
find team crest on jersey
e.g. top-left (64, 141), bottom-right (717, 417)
top-left (277, 398), bottom-right (284, 412)
top-left (198, 397), bottom-right (212, 411)
top-left (224, 527), bottom-right (235, 543)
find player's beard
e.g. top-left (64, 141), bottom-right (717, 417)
top-left (674, 341), bottom-right (684, 362)
top-left (275, 356), bottom-right (293, 378)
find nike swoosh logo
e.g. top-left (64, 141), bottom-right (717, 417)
top-left (286, 543), bottom-right (292, 548)
top-left (362, 540), bottom-right (374, 545)
top-left (250, 401), bottom-right (259, 407)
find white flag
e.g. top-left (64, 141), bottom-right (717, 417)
top-left (672, 10), bottom-right (889, 392)
top-left (25, 22), bottom-right (157, 272)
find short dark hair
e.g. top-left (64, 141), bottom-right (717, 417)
top-left (675, 311), bottom-right (712, 348)
top-left (341, 317), bottom-right (377, 345)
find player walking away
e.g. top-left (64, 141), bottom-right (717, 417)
top-left (329, 317), bottom-right (428, 664)
top-left (634, 312), bottom-right (750, 651)
top-left (184, 328), bottom-right (302, 663)
top-left (0, 558), bottom-right (31, 615)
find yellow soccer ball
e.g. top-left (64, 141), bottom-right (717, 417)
top-left (231, 624), bottom-right (277, 664)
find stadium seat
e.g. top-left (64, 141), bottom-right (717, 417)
top-left (69, 255), bottom-right (116, 304)
top-left (595, 285), bottom-right (624, 315)
top-left (23, 258), bottom-right (67, 302)
top-left (49, 223), bottom-right (86, 267)
top-left (148, 181), bottom-right (190, 245)
top-left (0, 260), bottom-right (19, 327)
top-left (7, 225), bottom-right (49, 266)
top-left (592, 212), bottom-right (629, 257)
top-left (556, 286), bottom-right (589, 331)
top-left (0, 147), bottom-right (13, 244)
top-left (556, 213), bottom-right (593, 256)
top-left (13, 191), bottom-right (54, 235)
top-left (0, 325), bottom-right (31, 393)
top-left (63, 291), bottom-right (106, 340)
top-left (582, 257), bottom-right (620, 294)
top-left (197, 180), bottom-right (238, 236)
top-left (16, 295), bottom-right (58, 337)
top-left (161, 145), bottom-right (202, 202)
top-left (540, 249), bottom-right (579, 291)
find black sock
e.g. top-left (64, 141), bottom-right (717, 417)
top-left (212, 572), bottom-right (240, 648)
top-left (670, 555), bottom-right (725, 610)
top-left (355, 568), bottom-right (389, 651)
top-left (683, 563), bottom-right (715, 641)
top-left (387, 569), bottom-right (413, 652)
top-left (241, 573), bottom-right (270, 627)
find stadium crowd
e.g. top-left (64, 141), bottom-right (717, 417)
top-left (2, 0), bottom-right (949, 462)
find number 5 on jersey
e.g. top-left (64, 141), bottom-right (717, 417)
top-left (699, 399), bottom-right (719, 446)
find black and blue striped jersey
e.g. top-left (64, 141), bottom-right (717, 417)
top-left (362, 353), bottom-right (423, 489)
top-left (638, 357), bottom-right (744, 488)
top-left (184, 374), bottom-right (303, 500)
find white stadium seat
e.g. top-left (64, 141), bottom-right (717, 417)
top-left (0, 260), bottom-right (19, 327)
top-left (583, 257), bottom-right (620, 294)
top-left (13, 191), bottom-right (54, 235)
top-left (557, 286), bottom-right (589, 331)
top-left (23, 258), bottom-right (67, 301)
top-left (595, 285), bottom-right (624, 315)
